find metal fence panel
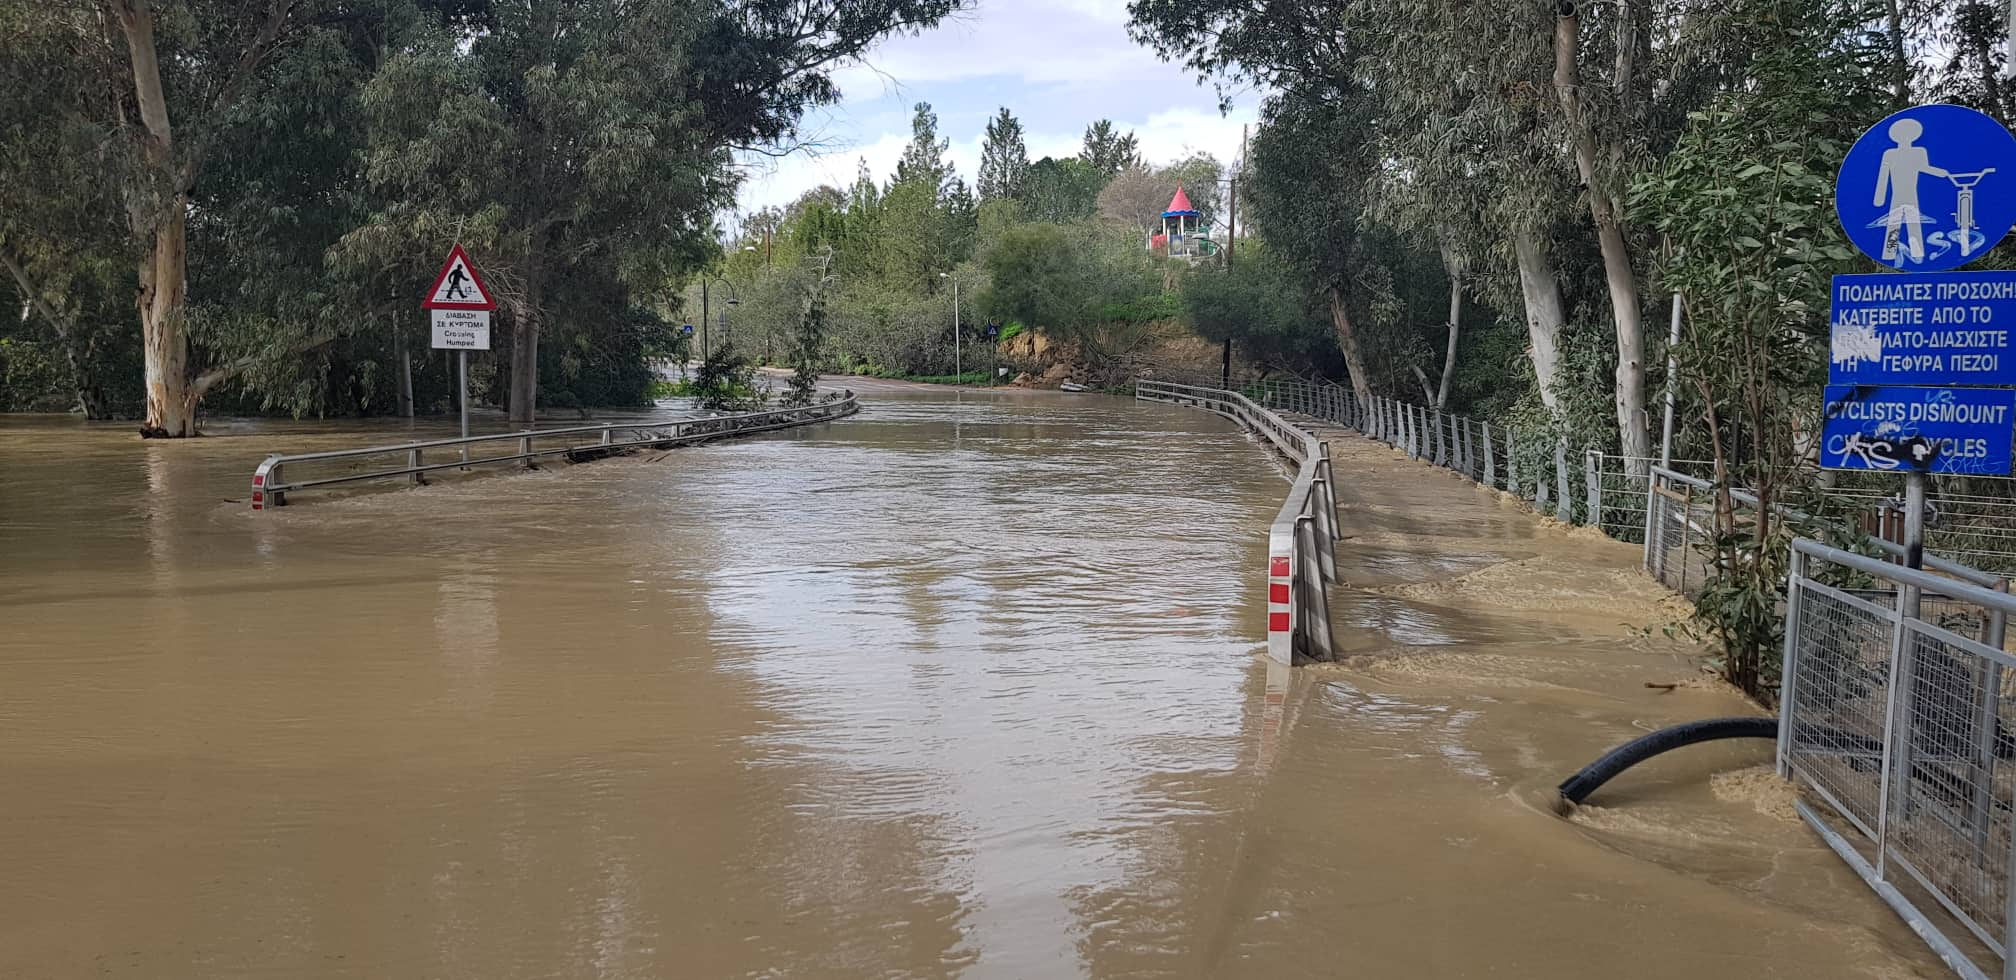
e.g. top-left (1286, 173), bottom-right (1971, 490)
top-left (1784, 539), bottom-right (2016, 978)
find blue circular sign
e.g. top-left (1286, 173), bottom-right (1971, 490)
top-left (1837, 104), bottom-right (2016, 272)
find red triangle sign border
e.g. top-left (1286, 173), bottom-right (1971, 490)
top-left (422, 244), bottom-right (498, 311)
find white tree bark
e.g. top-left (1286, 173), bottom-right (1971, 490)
top-left (108, 0), bottom-right (196, 436)
top-left (1512, 230), bottom-right (1567, 415)
top-left (1434, 241), bottom-right (1465, 409)
top-left (1327, 285), bottom-right (1373, 404)
top-left (1553, 4), bottom-right (1650, 476)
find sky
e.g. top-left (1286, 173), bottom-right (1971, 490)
top-left (728, 0), bottom-right (1263, 220)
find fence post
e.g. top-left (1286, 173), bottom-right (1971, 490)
top-left (1506, 428), bottom-right (1518, 496)
top-left (1644, 482), bottom-right (1664, 576)
top-left (1482, 423), bottom-right (1496, 488)
top-left (1410, 406), bottom-right (1422, 459)
top-left (1875, 591), bottom-right (1913, 880)
top-left (1461, 420), bottom-right (1475, 478)
top-left (1585, 449), bottom-right (1603, 530)
top-left (1554, 439), bottom-right (1573, 523)
top-left (1536, 468), bottom-right (1549, 511)
top-left (1778, 549), bottom-right (1805, 778)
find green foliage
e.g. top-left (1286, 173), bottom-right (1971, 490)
top-left (978, 107), bottom-right (1030, 201)
top-left (1019, 157), bottom-right (1105, 224)
top-left (982, 224), bottom-right (1159, 337)
top-left (1182, 246), bottom-right (1336, 373)
top-left (0, 0), bottom-right (964, 424)
top-left (1622, 0), bottom-right (1886, 694)
top-left (785, 287), bottom-right (827, 407)
top-left (691, 340), bottom-right (765, 412)
top-left (1079, 120), bottom-right (1142, 176)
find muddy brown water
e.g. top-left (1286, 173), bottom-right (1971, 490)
top-left (0, 392), bottom-right (1944, 978)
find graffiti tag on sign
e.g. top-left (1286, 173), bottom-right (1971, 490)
top-left (1820, 384), bottom-right (2016, 473)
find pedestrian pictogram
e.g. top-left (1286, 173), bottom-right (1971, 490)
top-left (1836, 104), bottom-right (2016, 272)
top-left (422, 244), bottom-right (497, 310)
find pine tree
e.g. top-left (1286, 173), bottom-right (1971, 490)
top-left (977, 107), bottom-right (1028, 200)
top-left (1079, 120), bottom-right (1141, 176)
top-left (893, 102), bottom-right (950, 194)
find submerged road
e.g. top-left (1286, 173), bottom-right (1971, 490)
top-left (0, 390), bottom-right (1942, 977)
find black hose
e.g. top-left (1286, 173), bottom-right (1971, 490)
top-left (1558, 717), bottom-right (1778, 805)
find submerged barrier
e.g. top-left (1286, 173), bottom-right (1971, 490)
top-left (1135, 380), bottom-right (1336, 664)
top-left (250, 394), bottom-right (859, 510)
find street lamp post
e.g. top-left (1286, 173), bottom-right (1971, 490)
top-left (700, 277), bottom-right (740, 363)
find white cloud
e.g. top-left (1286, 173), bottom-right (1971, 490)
top-left (728, 0), bottom-right (1263, 217)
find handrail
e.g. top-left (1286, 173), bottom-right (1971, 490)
top-left (1792, 537), bottom-right (2016, 611)
top-left (251, 393), bottom-right (859, 510)
top-left (1136, 380), bottom-right (1337, 663)
top-left (1651, 465), bottom-right (2003, 589)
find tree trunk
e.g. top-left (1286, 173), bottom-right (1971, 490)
top-left (109, 0), bottom-right (199, 437)
top-left (509, 267), bottom-right (542, 423)
top-left (1885, 0), bottom-right (1910, 107)
top-left (1435, 243), bottom-right (1465, 409)
top-left (1512, 230), bottom-right (1568, 415)
top-left (137, 204), bottom-right (194, 437)
top-left (1326, 285), bottom-right (1373, 404)
top-left (1553, 4), bottom-right (1650, 476)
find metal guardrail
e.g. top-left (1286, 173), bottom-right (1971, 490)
top-left (250, 393), bottom-right (859, 510)
top-left (1782, 538), bottom-right (2016, 980)
top-left (1136, 380), bottom-right (1337, 664)
top-left (1645, 465), bottom-right (2005, 597)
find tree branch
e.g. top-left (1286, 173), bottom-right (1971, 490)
top-left (0, 248), bottom-right (76, 340)
top-left (190, 329), bottom-right (340, 397)
top-left (180, 0), bottom-right (299, 190)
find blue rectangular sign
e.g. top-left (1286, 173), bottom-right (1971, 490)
top-left (1822, 384), bottom-right (2016, 473)
top-left (1830, 271), bottom-right (2016, 385)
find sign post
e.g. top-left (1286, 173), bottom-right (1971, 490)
top-left (1829, 103), bottom-right (2016, 571)
top-left (421, 245), bottom-right (498, 457)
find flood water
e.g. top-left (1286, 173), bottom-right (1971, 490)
top-left (0, 391), bottom-right (1944, 978)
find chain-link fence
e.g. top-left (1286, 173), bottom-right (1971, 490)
top-left (1783, 539), bottom-right (2016, 978)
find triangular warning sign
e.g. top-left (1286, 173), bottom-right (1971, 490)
top-left (422, 244), bottom-right (497, 310)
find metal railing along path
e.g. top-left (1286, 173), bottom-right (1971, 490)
top-left (1782, 538), bottom-right (2016, 980)
top-left (250, 394), bottom-right (860, 510)
top-left (1644, 465), bottom-right (2005, 598)
top-left (1135, 380), bottom-right (1337, 665)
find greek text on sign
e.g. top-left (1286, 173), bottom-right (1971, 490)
top-left (431, 309), bottom-right (491, 351)
top-left (1835, 104), bottom-right (2016, 272)
top-left (1830, 271), bottom-right (2016, 385)
top-left (1821, 384), bottom-right (2016, 474)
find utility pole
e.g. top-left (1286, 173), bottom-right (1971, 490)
top-left (1221, 123), bottom-right (1249, 391)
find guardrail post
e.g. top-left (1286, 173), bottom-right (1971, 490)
top-left (1585, 449), bottom-right (1603, 529)
top-left (1482, 424), bottom-right (1496, 488)
top-left (519, 432), bottom-right (534, 468)
top-left (601, 425), bottom-right (614, 446)
top-left (409, 448), bottom-right (424, 485)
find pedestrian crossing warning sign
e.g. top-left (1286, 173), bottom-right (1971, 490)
top-left (422, 244), bottom-right (496, 310)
